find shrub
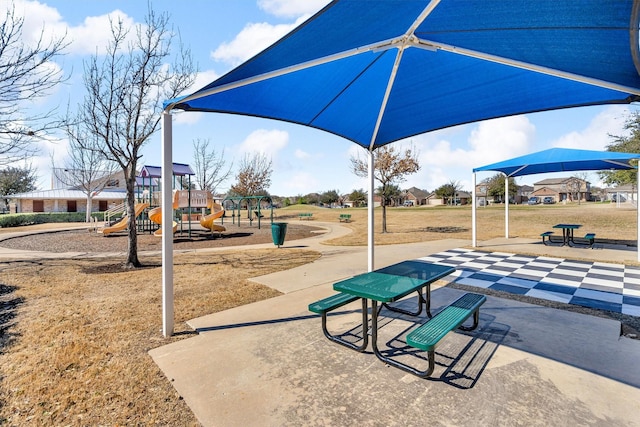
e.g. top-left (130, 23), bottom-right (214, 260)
top-left (0, 212), bottom-right (101, 228)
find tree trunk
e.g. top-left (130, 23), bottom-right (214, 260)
top-left (85, 195), bottom-right (93, 222)
top-left (124, 170), bottom-right (141, 268)
top-left (381, 202), bottom-right (388, 233)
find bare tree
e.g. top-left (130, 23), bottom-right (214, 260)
top-left (567, 173), bottom-right (590, 204)
top-left (72, 7), bottom-right (196, 268)
top-left (192, 138), bottom-right (232, 194)
top-left (52, 122), bottom-right (118, 222)
top-left (0, 4), bottom-right (68, 165)
top-left (229, 153), bottom-right (273, 197)
top-left (350, 144), bottom-right (420, 233)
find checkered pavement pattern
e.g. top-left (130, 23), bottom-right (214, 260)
top-left (419, 248), bottom-right (640, 317)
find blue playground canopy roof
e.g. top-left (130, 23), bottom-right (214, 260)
top-left (165, 0), bottom-right (640, 150)
top-left (474, 148), bottom-right (640, 177)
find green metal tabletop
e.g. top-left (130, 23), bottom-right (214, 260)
top-left (374, 260), bottom-right (455, 282)
top-left (333, 272), bottom-right (432, 302)
top-left (553, 223), bottom-right (582, 230)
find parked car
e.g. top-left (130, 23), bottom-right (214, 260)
top-left (403, 200), bottom-right (414, 207)
top-left (527, 197), bottom-right (540, 205)
top-left (611, 194), bottom-right (627, 202)
top-left (542, 196), bottom-right (555, 204)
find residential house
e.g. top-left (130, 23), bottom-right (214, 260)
top-left (403, 187), bottom-right (429, 206)
top-left (474, 182), bottom-right (489, 206)
top-left (427, 190), bottom-right (471, 205)
top-left (605, 184), bottom-right (635, 203)
top-left (532, 177), bottom-right (591, 203)
top-left (474, 180), bottom-right (529, 205)
top-left (516, 185), bottom-right (534, 204)
top-left (426, 192), bottom-right (444, 206)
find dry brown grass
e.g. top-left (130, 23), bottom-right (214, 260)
top-left (0, 249), bottom-right (320, 426)
top-left (0, 201), bottom-right (637, 425)
top-left (278, 202), bottom-right (637, 246)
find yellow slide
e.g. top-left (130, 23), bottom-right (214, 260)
top-left (200, 202), bottom-right (226, 233)
top-left (99, 203), bottom-right (149, 236)
top-left (148, 192), bottom-right (179, 237)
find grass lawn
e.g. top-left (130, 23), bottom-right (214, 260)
top-left (280, 201), bottom-right (637, 247)
top-left (0, 201), bottom-right (636, 424)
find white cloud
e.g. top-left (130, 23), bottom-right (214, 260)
top-left (211, 19), bottom-right (305, 66)
top-left (13, 1), bottom-right (137, 56)
top-left (551, 106), bottom-right (629, 151)
top-left (294, 149), bottom-right (310, 159)
top-left (238, 129), bottom-right (289, 159)
top-left (66, 11), bottom-right (137, 56)
top-left (466, 116), bottom-right (535, 164)
top-left (12, 0), bottom-right (64, 48)
top-left (32, 133), bottom-right (69, 189)
top-left (210, 0), bottom-right (330, 67)
top-left (171, 110), bottom-right (204, 126)
top-left (397, 116), bottom-right (537, 191)
top-left (257, 0), bottom-right (330, 18)
top-left (186, 69), bottom-right (222, 95)
top-left (280, 171), bottom-right (319, 192)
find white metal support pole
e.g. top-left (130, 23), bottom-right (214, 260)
top-left (504, 173), bottom-right (509, 239)
top-left (161, 111), bottom-right (174, 337)
top-left (368, 149), bottom-right (375, 272)
top-left (637, 164), bottom-right (639, 262)
top-left (472, 172), bottom-right (477, 247)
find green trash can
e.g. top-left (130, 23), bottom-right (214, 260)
top-left (271, 222), bottom-right (288, 247)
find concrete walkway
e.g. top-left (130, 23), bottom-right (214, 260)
top-left (148, 223), bottom-right (640, 427)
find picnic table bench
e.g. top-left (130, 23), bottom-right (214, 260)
top-left (308, 293), bottom-right (368, 351)
top-left (298, 212), bottom-right (313, 220)
top-left (338, 213), bottom-right (351, 222)
top-left (405, 292), bottom-right (486, 377)
top-left (569, 232), bottom-right (596, 248)
top-left (540, 231), bottom-right (555, 245)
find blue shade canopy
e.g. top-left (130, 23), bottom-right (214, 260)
top-left (166, 0), bottom-right (640, 150)
top-left (473, 148), bottom-right (640, 177)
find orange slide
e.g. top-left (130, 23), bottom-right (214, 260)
top-left (99, 203), bottom-right (150, 236)
top-left (148, 191), bottom-right (179, 237)
top-left (200, 201), bottom-right (226, 233)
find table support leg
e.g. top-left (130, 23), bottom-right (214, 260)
top-left (321, 298), bottom-right (369, 352)
top-left (381, 285), bottom-right (432, 318)
top-left (371, 300), bottom-right (435, 378)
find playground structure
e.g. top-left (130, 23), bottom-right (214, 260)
top-left (144, 189), bottom-right (227, 237)
top-left (200, 200), bottom-right (226, 233)
top-left (99, 203), bottom-right (150, 236)
top-left (148, 191), bottom-right (180, 237)
top-left (222, 195), bottom-right (274, 229)
top-left (99, 163), bottom-right (227, 238)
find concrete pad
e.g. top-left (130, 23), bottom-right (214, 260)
top-left (254, 238), bottom-right (469, 294)
top-left (150, 286), bottom-right (640, 426)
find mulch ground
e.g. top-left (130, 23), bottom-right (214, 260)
top-left (0, 222), bottom-right (323, 253)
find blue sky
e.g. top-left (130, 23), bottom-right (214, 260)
top-left (12, 0), bottom-right (639, 195)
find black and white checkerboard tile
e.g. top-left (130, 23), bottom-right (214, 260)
top-left (420, 248), bottom-right (640, 317)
